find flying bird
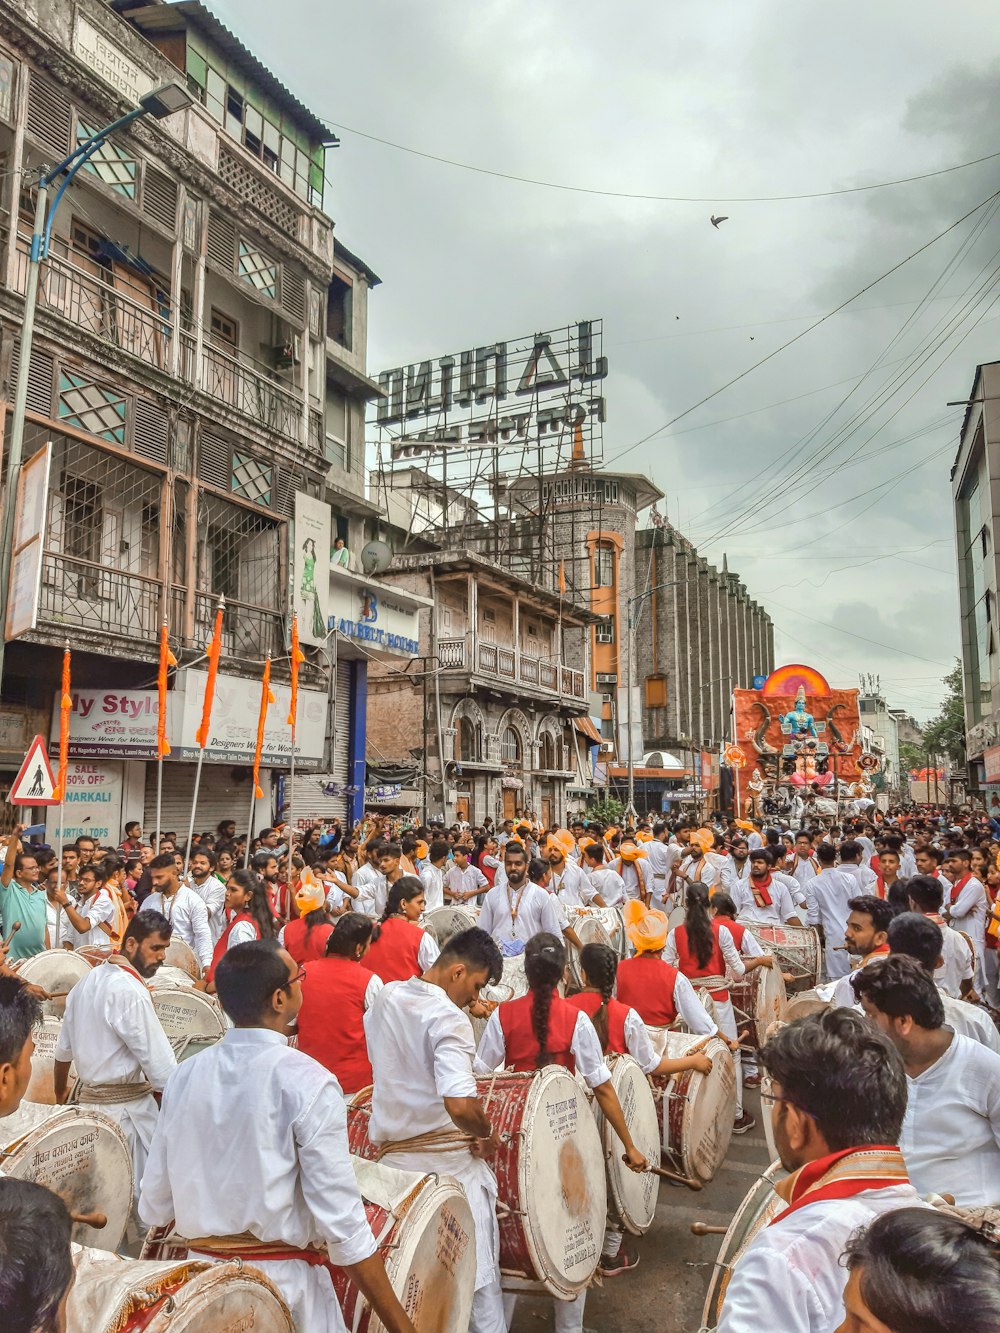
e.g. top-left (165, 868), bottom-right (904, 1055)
top-left (710, 214), bottom-right (728, 228)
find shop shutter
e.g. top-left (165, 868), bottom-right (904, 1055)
top-left (144, 762), bottom-right (258, 843)
top-left (287, 662), bottom-right (352, 827)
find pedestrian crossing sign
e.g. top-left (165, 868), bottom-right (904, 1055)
top-left (8, 734), bottom-right (58, 806)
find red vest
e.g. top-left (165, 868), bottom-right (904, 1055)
top-left (362, 917), bottom-right (425, 984)
top-left (616, 955), bottom-right (679, 1026)
top-left (674, 920), bottom-right (729, 1001)
top-left (566, 989), bottom-right (629, 1055)
top-left (296, 956), bottom-right (373, 1094)
top-left (283, 916), bottom-right (333, 965)
top-left (497, 993), bottom-right (577, 1073)
top-left (206, 911), bottom-right (260, 984)
top-left (722, 917), bottom-right (747, 951)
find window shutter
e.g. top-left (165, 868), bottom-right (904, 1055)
top-left (9, 341), bottom-right (54, 416)
top-left (133, 397), bottom-right (168, 464)
top-left (206, 210), bottom-right (235, 271)
top-left (26, 73), bottom-right (70, 157)
top-left (197, 428), bottom-right (231, 489)
top-left (142, 165), bottom-right (178, 231)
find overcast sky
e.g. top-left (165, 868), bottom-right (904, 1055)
top-left (211, 0), bottom-right (1000, 722)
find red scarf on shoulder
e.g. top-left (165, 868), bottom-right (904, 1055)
top-left (770, 1145), bottom-right (909, 1227)
top-left (750, 873), bottom-right (773, 908)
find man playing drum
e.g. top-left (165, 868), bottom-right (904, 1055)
top-left (546, 840), bottom-right (602, 908)
top-left (616, 908), bottom-right (719, 1036)
top-left (53, 911), bottom-right (177, 1192)
top-left (805, 843), bottom-right (857, 980)
top-left (907, 874), bottom-right (976, 1000)
top-left (732, 850), bottom-right (803, 926)
top-left (363, 927), bottom-right (508, 1333)
top-left (716, 1010), bottom-right (921, 1333)
top-left (822, 896), bottom-right (893, 1008)
top-left (479, 844), bottom-right (581, 953)
top-left (140, 939), bottom-right (417, 1333)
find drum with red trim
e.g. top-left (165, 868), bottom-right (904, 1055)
top-left (23, 1014), bottom-right (76, 1104)
top-left (350, 1069), bottom-right (607, 1298)
top-left (421, 907), bottom-right (477, 948)
top-left (1, 1105), bottom-right (133, 1251)
top-left (728, 964), bottom-right (787, 1050)
top-left (66, 1246), bottom-right (293, 1332)
top-left (14, 948), bottom-right (92, 1020)
top-left (647, 1032), bottom-right (736, 1184)
top-left (700, 1162), bottom-right (788, 1328)
top-left (566, 916), bottom-right (614, 989)
top-left (587, 1056), bottom-right (660, 1235)
top-left (740, 921), bottom-right (821, 992)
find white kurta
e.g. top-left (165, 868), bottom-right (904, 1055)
top-left (419, 863), bottom-right (445, 911)
top-left (445, 864), bottom-right (489, 902)
top-left (941, 993), bottom-right (1000, 1055)
top-left (716, 1181), bottom-right (924, 1333)
top-left (949, 877), bottom-right (988, 980)
top-left (61, 887), bottom-right (116, 949)
top-left (677, 855), bottom-right (721, 890)
top-left (586, 866), bottom-right (627, 906)
top-left (187, 875), bottom-right (227, 945)
top-left (54, 961), bottom-right (176, 1186)
top-left (933, 917), bottom-right (974, 998)
top-left (365, 977), bottom-right (500, 1293)
top-left (732, 879), bottom-right (800, 926)
top-left (352, 864), bottom-right (387, 919)
top-left (474, 1008), bottom-right (612, 1090)
top-left (139, 1028), bottom-right (376, 1333)
top-left (720, 858), bottom-right (752, 896)
top-left (140, 886), bottom-right (213, 970)
top-left (901, 1032), bottom-right (1000, 1206)
top-left (838, 862), bottom-right (879, 897)
top-left (804, 867), bottom-right (857, 979)
top-left (478, 881), bottom-right (565, 946)
top-left (550, 862), bottom-right (597, 908)
top-left (643, 840), bottom-right (677, 906)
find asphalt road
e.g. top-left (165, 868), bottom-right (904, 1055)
top-left (508, 1088), bottom-right (771, 1333)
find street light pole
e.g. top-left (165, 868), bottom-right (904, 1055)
top-left (625, 578), bottom-right (685, 816)
top-left (0, 82), bottom-right (192, 686)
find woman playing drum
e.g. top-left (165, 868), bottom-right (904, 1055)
top-left (363, 879), bottom-right (440, 984)
top-left (474, 933), bottom-right (649, 1333)
top-left (566, 941), bottom-right (713, 1275)
top-left (297, 914), bottom-right (383, 1094)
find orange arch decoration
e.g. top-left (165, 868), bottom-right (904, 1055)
top-left (760, 664), bottom-right (830, 698)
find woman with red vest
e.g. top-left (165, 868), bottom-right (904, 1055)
top-left (616, 909), bottom-right (719, 1037)
top-left (206, 869), bottom-right (275, 988)
top-left (474, 933), bottom-right (648, 1330)
top-left (296, 913), bottom-right (383, 1094)
top-left (281, 877), bottom-right (335, 965)
top-left (664, 884), bottom-right (766, 1134)
top-left (363, 878), bottom-right (440, 984)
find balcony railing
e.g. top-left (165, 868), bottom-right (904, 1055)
top-left (201, 342), bottom-right (301, 438)
top-left (190, 592), bottom-right (282, 658)
top-left (435, 636), bottom-right (585, 700)
top-left (38, 551), bottom-right (163, 639)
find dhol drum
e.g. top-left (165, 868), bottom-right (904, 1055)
top-left (1, 1105), bottom-right (133, 1251)
top-left (67, 1245), bottom-right (293, 1332)
top-left (566, 917), bottom-right (615, 990)
top-left (349, 1069), bottom-right (607, 1299)
top-left (14, 948), bottom-right (93, 1019)
top-left (164, 937), bottom-right (202, 981)
top-left (24, 1014), bottom-right (76, 1104)
top-left (421, 906), bottom-right (477, 948)
top-left (150, 985), bottom-right (227, 1061)
top-left (585, 1055), bottom-right (660, 1235)
top-left (700, 1162), bottom-right (788, 1329)
top-left (783, 988), bottom-right (831, 1022)
top-left (741, 921), bottom-right (821, 992)
top-left (469, 982), bottom-right (514, 1047)
top-left (500, 951), bottom-right (530, 1000)
top-left (667, 901), bottom-right (686, 931)
top-left (647, 1032), bottom-right (737, 1184)
top-left (728, 965), bottom-right (787, 1051)
top-left (149, 965), bottom-right (197, 990)
top-left (571, 906), bottom-right (627, 960)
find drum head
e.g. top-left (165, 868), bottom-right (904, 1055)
top-left (658, 1033), bottom-right (736, 1182)
top-left (667, 903), bottom-right (685, 931)
top-left (701, 1162), bottom-right (788, 1328)
top-left (1, 1107), bottom-right (133, 1251)
top-left (354, 1158), bottom-right (477, 1333)
top-left (754, 962), bottom-right (787, 1039)
top-left (501, 953), bottom-right (529, 1000)
top-left (518, 1068), bottom-right (607, 1296)
top-left (67, 1249), bottom-right (295, 1332)
top-left (602, 1057), bottom-right (659, 1235)
top-left (164, 937), bottom-right (202, 981)
top-left (784, 989), bottom-right (830, 1022)
top-left (149, 966), bottom-right (197, 991)
top-left (151, 987), bottom-right (227, 1042)
top-left (24, 1015), bottom-right (76, 1104)
top-left (421, 907), bottom-right (476, 948)
top-left (744, 922), bottom-right (820, 992)
top-left (16, 950), bottom-right (92, 1020)
top-left (567, 918), bottom-right (612, 988)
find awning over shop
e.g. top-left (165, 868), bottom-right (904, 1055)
top-left (575, 716), bottom-right (602, 744)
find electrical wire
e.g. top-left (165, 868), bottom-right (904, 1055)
top-left (764, 597), bottom-right (953, 666)
top-left (324, 119), bottom-right (1000, 205)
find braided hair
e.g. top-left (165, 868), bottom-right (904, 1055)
top-left (580, 942), bottom-right (617, 1052)
top-left (524, 932), bottom-right (566, 1068)
top-left (227, 868), bottom-right (276, 939)
top-left (685, 883), bottom-right (716, 970)
top-left (380, 875), bottom-right (424, 923)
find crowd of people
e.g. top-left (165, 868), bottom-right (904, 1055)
top-left (0, 804), bottom-right (999, 1332)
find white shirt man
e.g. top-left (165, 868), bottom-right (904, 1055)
top-left (746, 828), bottom-right (764, 851)
top-left (61, 883), bottom-right (116, 950)
top-left (418, 860), bottom-right (446, 912)
top-left (676, 851), bottom-right (721, 891)
top-left (54, 952), bottom-right (176, 1186)
top-left (352, 859), bottom-right (387, 919)
top-left (788, 845), bottom-right (820, 892)
top-left (804, 859), bottom-right (857, 979)
top-left (838, 857), bottom-right (879, 898)
top-left (720, 854), bottom-right (752, 896)
top-left (478, 880), bottom-right (565, 947)
top-left (548, 858), bottom-right (599, 909)
top-left (186, 870), bottom-right (226, 945)
top-left (947, 860), bottom-right (988, 990)
top-left (584, 861), bottom-right (627, 907)
top-left (616, 856), bottom-right (654, 902)
top-left (940, 993), bottom-right (1000, 1055)
top-left (140, 885), bottom-right (213, 971)
top-left (445, 861), bottom-right (489, 904)
top-left (733, 872), bottom-right (802, 927)
top-left (643, 834), bottom-right (678, 908)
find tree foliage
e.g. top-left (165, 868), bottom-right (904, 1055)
top-left (922, 660), bottom-right (966, 767)
top-left (584, 797), bottom-right (626, 826)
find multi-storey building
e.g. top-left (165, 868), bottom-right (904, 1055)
top-left (0, 0), bottom-right (383, 836)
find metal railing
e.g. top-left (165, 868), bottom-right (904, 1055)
top-left (38, 551), bottom-right (162, 640)
top-left (436, 634), bottom-right (585, 700)
top-left (201, 342), bottom-right (301, 439)
top-left (191, 591), bottom-right (282, 658)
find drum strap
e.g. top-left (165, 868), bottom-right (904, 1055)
top-left (72, 1079), bottom-right (155, 1105)
top-left (372, 1127), bottom-right (475, 1159)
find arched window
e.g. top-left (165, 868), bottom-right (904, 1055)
top-left (540, 733), bottom-right (556, 770)
top-left (458, 717), bottom-right (479, 762)
top-left (501, 726), bottom-right (522, 764)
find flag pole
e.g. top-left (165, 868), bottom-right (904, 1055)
top-left (185, 595), bottom-right (224, 875)
top-left (155, 621), bottom-right (176, 855)
top-left (246, 654), bottom-right (275, 867)
top-left (53, 640), bottom-right (70, 947)
top-left (286, 614), bottom-right (304, 852)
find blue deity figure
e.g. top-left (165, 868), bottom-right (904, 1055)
top-left (781, 686), bottom-right (817, 738)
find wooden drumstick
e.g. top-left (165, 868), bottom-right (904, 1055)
top-left (647, 1164), bottom-right (704, 1191)
top-left (685, 1033), bottom-right (717, 1056)
top-left (69, 1210), bottom-right (107, 1229)
top-left (2, 921), bottom-right (21, 948)
top-left (690, 1221), bottom-right (728, 1235)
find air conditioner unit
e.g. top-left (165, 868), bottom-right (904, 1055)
top-left (596, 672), bottom-right (618, 687)
top-left (599, 740), bottom-right (615, 755)
top-left (271, 335), bottom-right (301, 368)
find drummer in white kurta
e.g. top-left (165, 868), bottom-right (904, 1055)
top-left (643, 824), bottom-right (678, 910)
top-left (364, 926), bottom-right (508, 1333)
top-left (478, 844), bottom-right (581, 951)
top-left (614, 838), bottom-right (653, 905)
top-left (732, 850), bottom-right (804, 926)
top-left (804, 843), bottom-right (857, 979)
top-left (545, 841), bottom-right (602, 908)
top-left (581, 842), bottom-right (627, 906)
top-left (418, 840), bottom-right (449, 911)
top-left (140, 939), bottom-right (416, 1333)
top-left (53, 911), bottom-right (177, 1190)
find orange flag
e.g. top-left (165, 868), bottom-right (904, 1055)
top-left (52, 646), bottom-right (71, 801)
top-left (287, 613), bottom-right (305, 729)
top-left (157, 623), bottom-right (177, 757)
top-left (195, 600), bottom-right (224, 749)
top-left (252, 656), bottom-right (276, 799)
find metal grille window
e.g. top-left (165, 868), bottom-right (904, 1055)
top-left (57, 371), bottom-right (127, 445)
top-left (77, 121), bottom-right (137, 198)
top-left (594, 544), bottom-right (615, 588)
top-left (196, 493), bottom-right (282, 656)
top-left (0, 54), bottom-right (16, 124)
top-left (182, 197), bottom-right (200, 252)
top-left (237, 240), bottom-right (278, 298)
top-left (595, 617), bottom-right (615, 644)
top-left (231, 451), bottom-right (273, 506)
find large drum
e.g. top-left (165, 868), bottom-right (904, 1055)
top-left (700, 1162), bottom-right (788, 1329)
top-left (741, 921), bottom-right (821, 992)
top-left (1, 1105), bottom-right (133, 1251)
top-left (14, 948), bottom-right (92, 1019)
top-left (164, 937), bottom-right (202, 981)
top-left (150, 986), bottom-right (227, 1061)
top-left (500, 951), bottom-right (529, 1000)
top-left (570, 906), bottom-right (627, 959)
top-left (332, 1157), bottom-right (477, 1332)
top-left (350, 1069), bottom-right (607, 1298)
top-left (422, 906), bottom-right (477, 948)
top-left (149, 965), bottom-right (198, 990)
top-left (587, 1056), bottom-right (660, 1235)
top-left (647, 1032), bottom-right (736, 1184)
top-left (783, 988), bottom-right (831, 1022)
top-left (67, 1246), bottom-right (293, 1332)
top-left (24, 1014), bottom-right (76, 1104)
top-left (728, 965), bottom-right (787, 1051)
top-left (566, 916), bottom-right (614, 989)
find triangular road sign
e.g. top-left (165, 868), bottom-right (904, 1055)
top-left (9, 734), bottom-right (58, 806)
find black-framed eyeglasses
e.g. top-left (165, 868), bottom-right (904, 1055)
top-left (281, 968), bottom-right (306, 992)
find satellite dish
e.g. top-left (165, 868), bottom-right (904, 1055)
top-left (360, 539), bottom-right (392, 576)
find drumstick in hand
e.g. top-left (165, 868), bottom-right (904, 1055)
top-left (69, 1210), bottom-right (107, 1229)
top-left (647, 1163), bottom-right (704, 1191)
top-left (686, 1033), bottom-right (717, 1056)
top-left (2, 921), bottom-right (21, 949)
top-left (690, 1221), bottom-right (727, 1235)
